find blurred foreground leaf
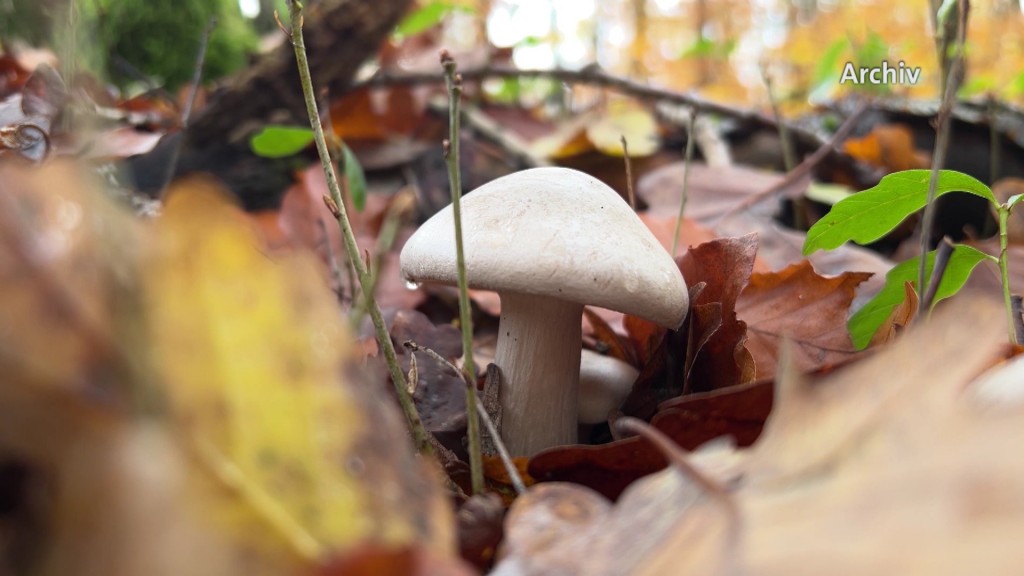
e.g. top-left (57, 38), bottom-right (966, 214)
top-left (0, 163), bottom-right (455, 574)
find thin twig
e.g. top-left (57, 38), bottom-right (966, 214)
top-left (284, 1), bottom-right (432, 456)
top-left (426, 97), bottom-right (549, 169)
top-left (1011, 295), bottom-right (1024, 345)
top-left (441, 50), bottom-right (484, 495)
top-left (998, 205), bottom-right (1017, 343)
top-left (476, 401), bottom-right (526, 496)
top-left (404, 340), bottom-right (526, 495)
top-left (351, 189), bottom-right (414, 325)
top-left (716, 99), bottom-right (869, 222)
top-left (988, 95), bottom-right (1002, 183)
top-left (671, 108), bottom-right (697, 257)
top-left (621, 136), bottom-right (636, 210)
top-left (920, 236), bottom-right (954, 311)
top-left (761, 62), bottom-right (796, 172)
top-left (352, 65), bottom-right (817, 144)
top-left (917, 0), bottom-right (969, 317)
top-left (160, 17), bottom-right (216, 195)
top-left (317, 218), bottom-right (346, 302)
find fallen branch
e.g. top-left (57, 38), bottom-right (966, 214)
top-left (352, 65), bottom-right (827, 147)
top-left (715, 99), bottom-right (869, 222)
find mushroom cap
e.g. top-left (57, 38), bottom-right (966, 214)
top-left (578, 349), bottom-right (640, 424)
top-left (400, 167), bottom-right (688, 328)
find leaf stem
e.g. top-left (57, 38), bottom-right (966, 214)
top-left (998, 206), bottom-right (1017, 343)
top-left (285, 1), bottom-right (432, 456)
top-left (441, 50), bottom-right (484, 495)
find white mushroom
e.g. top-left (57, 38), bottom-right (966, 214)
top-left (578, 349), bottom-right (640, 424)
top-left (400, 167), bottom-right (688, 456)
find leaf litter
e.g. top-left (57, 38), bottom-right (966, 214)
top-left (6, 20), bottom-right (1024, 576)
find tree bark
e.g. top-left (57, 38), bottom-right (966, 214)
top-left (129, 0), bottom-right (412, 210)
top-left (188, 0), bottom-right (410, 148)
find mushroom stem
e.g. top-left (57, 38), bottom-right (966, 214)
top-left (495, 292), bottom-right (584, 456)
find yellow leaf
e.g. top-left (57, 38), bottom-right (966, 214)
top-left (145, 178), bottom-right (454, 561)
top-left (586, 101), bottom-right (660, 157)
top-left (529, 112), bottom-right (597, 159)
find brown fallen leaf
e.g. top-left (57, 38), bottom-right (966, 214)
top-left (313, 544), bottom-right (477, 576)
top-left (583, 307), bottom-right (637, 366)
top-left (618, 235), bottom-right (758, 423)
top-left (637, 161), bottom-right (893, 298)
top-left (456, 493), bottom-right (505, 572)
top-left (0, 164), bottom-right (457, 574)
top-left (869, 280), bottom-right (918, 347)
top-left (528, 298), bottom-right (1020, 575)
top-left (528, 379), bottom-right (773, 500)
top-left (637, 213), bottom-right (720, 261)
top-left (739, 298), bottom-right (1019, 574)
top-left (499, 422), bottom-right (737, 576)
top-left (736, 260), bottom-right (870, 376)
top-left (842, 123), bottom-right (929, 172)
top-left (391, 310), bottom-right (466, 434)
top-left (677, 234), bottom-right (758, 393)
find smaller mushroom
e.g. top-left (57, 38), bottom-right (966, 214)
top-left (578, 349), bottom-right (639, 424)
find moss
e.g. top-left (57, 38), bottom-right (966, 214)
top-left (95, 0), bottom-right (258, 91)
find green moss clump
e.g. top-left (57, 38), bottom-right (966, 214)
top-left (96, 0), bottom-right (258, 91)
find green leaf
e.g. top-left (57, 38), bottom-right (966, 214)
top-left (341, 143), bottom-right (366, 211)
top-left (394, 2), bottom-right (473, 38)
top-left (804, 181), bottom-right (855, 206)
top-left (958, 74), bottom-right (995, 98)
top-left (250, 126), bottom-right (315, 159)
top-left (811, 38), bottom-right (850, 96)
top-left (856, 32), bottom-right (890, 68)
top-left (681, 37), bottom-right (736, 59)
top-left (803, 170), bottom-right (996, 255)
top-left (848, 244), bottom-right (991, 349)
top-left (1006, 193), bottom-right (1024, 212)
top-left (1008, 71), bottom-right (1024, 96)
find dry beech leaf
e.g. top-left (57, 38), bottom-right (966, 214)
top-left (391, 309), bottom-right (466, 434)
top-left (312, 544), bottom-right (476, 576)
top-left (869, 279), bottom-right (918, 347)
top-left (528, 380), bottom-right (772, 500)
top-left (842, 123), bottom-right (928, 172)
top-left (745, 297), bottom-right (1003, 483)
top-left (147, 179), bottom-right (455, 563)
top-left (583, 307), bottom-right (637, 366)
top-left (677, 234), bottom-right (757, 392)
top-left (637, 161), bottom-right (893, 292)
top-left (528, 112), bottom-right (596, 160)
top-left (739, 298), bottom-right (1021, 574)
top-left (0, 164), bottom-right (452, 574)
top-left (0, 161), bottom-right (139, 396)
top-left (585, 101), bottom-right (660, 158)
top-left (456, 493), bottom-right (506, 572)
top-left (532, 298), bottom-right (1020, 575)
top-left (500, 443), bottom-right (736, 575)
top-left (736, 260), bottom-right (869, 376)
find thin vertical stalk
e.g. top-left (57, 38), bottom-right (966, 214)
top-left (441, 50), bottom-right (484, 495)
top-left (671, 109), bottom-right (697, 257)
top-left (286, 0), bottom-right (432, 456)
top-left (917, 0), bottom-right (968, 317)
top-left (998, 208), bottom-right (1017, 343)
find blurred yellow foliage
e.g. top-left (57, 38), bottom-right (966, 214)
top-left (0, 163), bottom-right (454, 574)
